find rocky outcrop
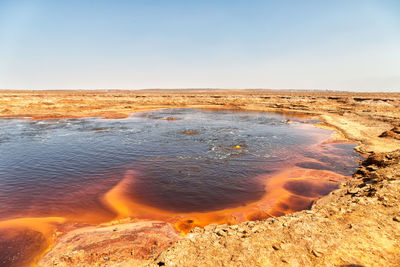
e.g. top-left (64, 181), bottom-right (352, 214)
top-left (38, 221), bottom-right (180, 267)
top-left (379, 126), bottom-right (400, 140)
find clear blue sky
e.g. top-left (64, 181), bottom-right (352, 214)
top-left (0, 0), bottom-right (399, 91)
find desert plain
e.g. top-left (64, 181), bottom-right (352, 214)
top-left (0, 89), bottom-right (400, 266)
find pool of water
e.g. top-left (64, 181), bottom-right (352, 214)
top-left (0, 109), bottom-right (362, 266)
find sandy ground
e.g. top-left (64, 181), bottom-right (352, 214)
top-left (1, 89), bottom-right (400, 266)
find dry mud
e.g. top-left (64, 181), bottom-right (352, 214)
top-left (1, 90), bottom-right (399, 267)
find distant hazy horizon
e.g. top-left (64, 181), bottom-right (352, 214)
top-left (1, 88), bottom-right (399, 93)
top-left (1, 0), bottom-right (399, 92)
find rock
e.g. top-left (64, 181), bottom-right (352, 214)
top-left (251, 225), bottom-right (262, 233)
top-left (392, 126), bottom-right (400, 134)
top-left (237, 227), bottom-right (248, 233)
top-left (366, 165), bottom-right (378, 171)
top-left (379, 127), bottom-right (400, 140)
top-left (230, 225), bottom-right (239, 230)
top-left (186, 233), bottom-right (195, 239)
top-left (166, 117), bottom-right (179, 121)
top-left (272, 244), bottom-right (281, 250)
top-left (246, 221), bottom-right (256, 228)
top-left (190, 227), bottom-right (202, 233)
top-left (311, 250), bottom-right (323, 257)
top-left (216, 229), bottom-right (227, 237)
top-left (330, 207), bottom-right (339, 214)
top-left (182, 130), bottom-right (199, 135)
top-left (204, 224), bottom-right (217, 231)
top-left (347, 188), bottom-right (360, 194)
top-left (393, 216), bottom-right (400, 222)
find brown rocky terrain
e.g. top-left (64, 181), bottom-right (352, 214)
top-left (0, 89), bottom-right (399, 266)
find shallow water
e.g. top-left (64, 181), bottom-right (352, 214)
top-left (0, 109), bottom-right (362, 266)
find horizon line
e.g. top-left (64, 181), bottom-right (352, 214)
top-left (0, 88), bottom-right (399, 93)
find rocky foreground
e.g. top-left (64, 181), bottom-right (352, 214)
top-left (1, 90), bottom-right (399, 266)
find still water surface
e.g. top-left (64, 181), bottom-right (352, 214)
top-left (0, 109), bottom-right (360, 221)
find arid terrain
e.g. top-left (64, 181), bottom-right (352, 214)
top-left (1, 89), bottom-right (400, 267)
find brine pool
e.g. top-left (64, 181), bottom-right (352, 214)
top-left (0, 109), bottom-right (362, 266)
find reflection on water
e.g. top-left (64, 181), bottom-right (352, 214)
top-left (0, 109), bottom-right (362, 266)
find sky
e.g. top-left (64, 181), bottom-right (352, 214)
top-left (0, 0), bottom-right (399, 91)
